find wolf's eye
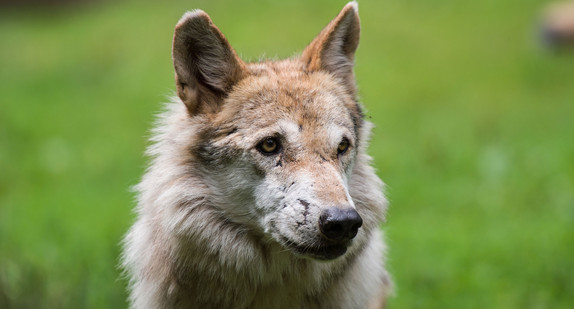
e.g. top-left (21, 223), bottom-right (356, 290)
top-left (257, 137), bottom-right (281, 155)
top-left (337, 138), bottom-right (350, 155)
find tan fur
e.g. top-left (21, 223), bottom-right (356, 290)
top-left (122, 2), bottom-right (392, 308)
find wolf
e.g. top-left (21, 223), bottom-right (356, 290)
top-left (122, 2), bottom-right (392, 308)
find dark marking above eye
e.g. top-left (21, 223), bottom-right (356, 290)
top-left (284, 89), bottom-right (296, 100)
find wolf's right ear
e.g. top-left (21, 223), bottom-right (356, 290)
top-left (172, 10), bottom-right (245, 115)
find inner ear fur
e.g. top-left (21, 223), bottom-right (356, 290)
top-left (172, 10), bottom-right (246, 115)
top-left (301, 1), bottom-right (360, 94)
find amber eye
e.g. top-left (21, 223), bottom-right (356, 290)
top-left (337, 138), bottom-right (350, 155)
top-left (257, 137), bottom-right (281, 155)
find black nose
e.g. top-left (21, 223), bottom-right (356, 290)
top-left (319, 207), bottom-right (363, 242)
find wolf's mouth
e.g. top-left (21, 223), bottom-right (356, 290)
top-left (281, 237), bottom-right (349, 261)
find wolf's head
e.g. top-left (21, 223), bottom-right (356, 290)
top-left (168, 1), bottom-right (386, 261)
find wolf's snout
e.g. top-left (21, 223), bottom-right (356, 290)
top-left (319, 208), bottom-right (363, 241)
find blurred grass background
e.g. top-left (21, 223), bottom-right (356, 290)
top-left (1, 0), bottom-right (573, 308)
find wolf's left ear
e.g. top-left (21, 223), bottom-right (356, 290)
top-left (301, 1), bottom-right (360, 93)
top-left (172, 10), bottom-right (246, 115)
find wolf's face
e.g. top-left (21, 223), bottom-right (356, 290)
top-left (172, 3), bottom-right (371, 260)
top-left (194, 66), bottom-right (364, 260)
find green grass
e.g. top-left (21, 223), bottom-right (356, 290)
top-left (1, 0), bottom-right (573, 308)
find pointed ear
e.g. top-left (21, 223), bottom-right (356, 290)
top-left (301, 1), bottom-right (360, 93)
top-left (172, 10), bottom-right (246, 115)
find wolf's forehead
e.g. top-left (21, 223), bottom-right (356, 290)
top-left (227, 71), bottom-right (353, 126)
top-left (243, 89), bottom-right (349, 132)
